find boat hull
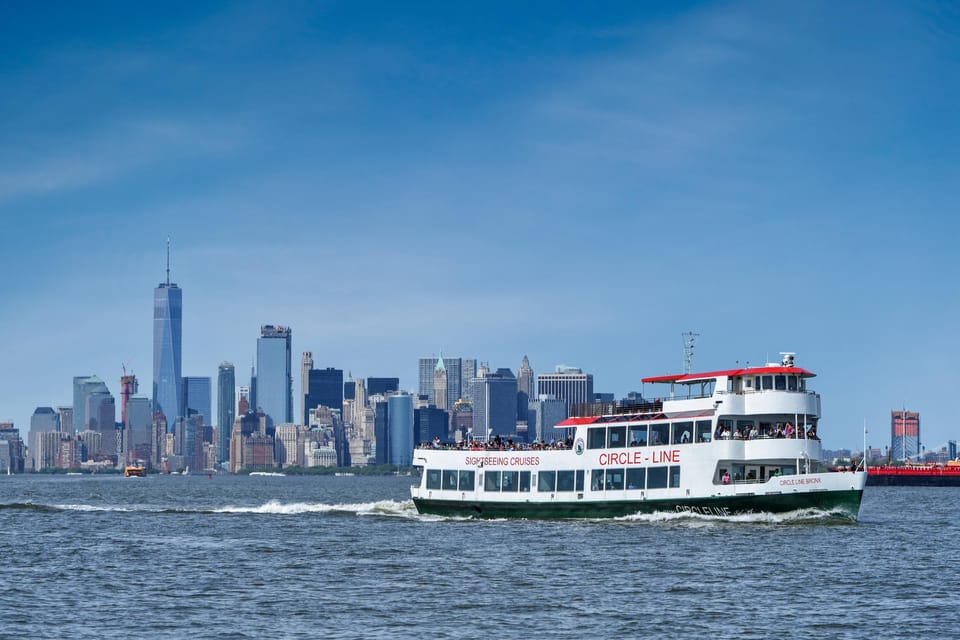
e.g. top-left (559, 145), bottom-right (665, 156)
top-left (413, 488), bottom-right (863, 520)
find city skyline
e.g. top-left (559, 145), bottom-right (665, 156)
top-left (2, 2), bottom-right (960, 451)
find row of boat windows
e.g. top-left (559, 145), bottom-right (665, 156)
top-left (588, 421), bottom-right (713, 449)
top-left (424, 467), bottom-right (682, 492)
top-left (735, 375), bottom-right (806, 392)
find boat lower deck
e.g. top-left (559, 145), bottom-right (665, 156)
top-left (413, 488), bottom-right (863, 520)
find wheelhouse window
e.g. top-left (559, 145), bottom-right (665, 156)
top-left (762, 375), bottom-right (773, 390)
top-left (459, 470), bottom-right (475, 491)
top-left (607, 426), bottom-right (626, 448)
top-left (695, 420), bottom-right (712, 443)
top-left (443, 470), bottom-right (458, 490)
top-left (587, 427), bottom-right (606, 449)
top-left (626, 467), bottom-right (645, 490)
top-left (426, 469), bottom-right (442, 490)
top-left (484, 471), bottom-right (501, 491)
top-left (538, 470), bottom-right (557, 492)
top-left (787, 376), bottom-right (798, 391)
top-left (629, 424), bottom-right (647, 446)
top-left (671, 421), bottom-right (693, 444)
top-left (775, 375), bottom-right (786, 390)
top-left (501, 470), bottom-right (519, 492)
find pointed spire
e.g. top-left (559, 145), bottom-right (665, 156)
top-left (435, 350), bottom-right (446, 372)
top-left (166, 236), bottom-right (171, 286)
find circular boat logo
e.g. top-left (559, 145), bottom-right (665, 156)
top-left (575, 437), bottom-right (585, 455)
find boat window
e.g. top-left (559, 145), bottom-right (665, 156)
top-left (787, 376), bottom-right (798, 391)
top-left (591, 469), bottom-right (604, 491)
top-left (605, 468), bottom-right (625, 490)
top-left (426, 469), bottom-right (442, 490)
top-left (649, 423), bottom-right (669, 446)
top-left (671, 421), bottom-right (693, 444)
top-left (519, 471), bottom-right (531, 492)
top-left (576, 469), bottom-right (584, 492)
top-left (443, 470), bottom-right (458, 490)
top-left (538, 470), bottom-right (557, 492)
top-left (727, 378), bottom-right (734, 392)
top-left (607, 425), bottom-right (626, 448)
top-left (484, 471), bottom-right (501, 491)
top-left (587, 427), bottom-right (606, 449)
top-left (775, 375), bottom-right (786, 390)
top-left (459, 470), bottom-right (475, 491)
top-left (557, 470), bottom-right (575, 491)
top-left (779, 465), bottom-right (797, 476)
top-left (669, 466), bottom-right (681, 488)
top-left (629, 424), bottom-right (647, 447)
top-left (695, 420), bottom-right (712, 443)
top-left (626, 467), bottom-right (645, 490)
top-left (754, 376), bottom-right (760, 390)
top-left (744, 376), bottom-right (753, 389)
top-left (762, 375), bottom-right (773, 390)
top-left (502, 470), bottom-right (519, 492)
top-left (647, 467), bottom-right (668, 489)
top-left (799, 378), bottom-right (806, 392)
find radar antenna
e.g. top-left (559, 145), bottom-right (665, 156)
top-left (682, 331), bottom-right (699, 374)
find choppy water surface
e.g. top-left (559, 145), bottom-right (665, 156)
top-left (0, 475), bottom-right (956, 639)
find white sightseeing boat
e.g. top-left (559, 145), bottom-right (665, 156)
top-left (411, 353), bottom-right (866, 519)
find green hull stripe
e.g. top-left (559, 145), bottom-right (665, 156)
top-left (413, 490), bottom-right (864, 519)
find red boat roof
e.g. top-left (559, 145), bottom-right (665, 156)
top-left (642, 366), bottom-right (815, 384)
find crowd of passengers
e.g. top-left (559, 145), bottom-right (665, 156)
top-left (714, 422), bottom-right (818, 441)
top-left (418, 434), bottom-right (574, 451)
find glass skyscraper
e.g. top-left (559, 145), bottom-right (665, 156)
top-left (183, 376), bottom-right (212, 424)
top-left (305, 367), bottom-right (344, 415)
top-left (153, 243), bottom-right (182, 429)
top-left (256, 325), bottom-right (293, 427)
top-left (217, 363), bottom-right (235, 464)
top-left (388, 393), bottom-right (413, 467)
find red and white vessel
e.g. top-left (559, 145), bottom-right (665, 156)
top-left (411, 353), bottom-right (866, 519)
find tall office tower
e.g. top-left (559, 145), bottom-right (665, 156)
top-left (153, 238), bottom-right (183, 427)
top-left (0, 424), bottom-right (25, 473)
top-left (56, 407), bottom-right (72, 434)
top-left (344, 372), bottom-right (356, 401)
top-left (28, 408), bottom-right (59, 471)
top-left (415, 406), bottom-right (449, 444)
top-left (300, 351), bottom-right (314, 424)
top-left (387, 393), bottom-right (413, 467)
top-left (891, 410), bottom-right (920, 461)
top-left (85, 391), bottom-right (116, 455)
top-left (536, 366), bottom-right (594, 413)
top-left (256, 325), bottom-right (292, 427)
top-left (472, 368), bottom-right (518, 437)
top-left (236, 385), bottom-right (250, 416)
top-left (372, 397), bottom-right (389, 465)
top-left (527, 395), bottom-right (568, 443)
top-left (517, 356), bottom-right (535, 400)
top-left (249, 363), bottom-right (257, 413)
top-left (353, 378), bottom-right (367, 426)
top-left (367, 378), bottom-right (399, 396)
top-left (305, 367), bottom-right (343, 415)
top-left (461, 359), bottom-right (477, 403)
top-left (120, 373), bottom-right (137, 426)
top-left (419, 355), bottom-right (463, 409)
top-left (274, 423), bottom-right (304, 468)
top-left (73, 375), bottom-right (108, 432)
top-left (125, 395), bottom-right (153, 463)
top-left (217, 363), bottom-right (236, 464)
top-left (182, 377), bottom-right (212, 424)
top-left (433, 355), bottom-right (448, 411)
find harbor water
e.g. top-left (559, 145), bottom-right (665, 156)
top-left (0, 475), bottom-right (956, 639)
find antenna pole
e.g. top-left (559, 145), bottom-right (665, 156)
top-left (682, 331), bottom-right (700, 374)
top-left (166, 236), bottom-right (171, 285)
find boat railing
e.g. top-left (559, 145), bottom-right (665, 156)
top-left (570, 399), bottom-right (663, 418)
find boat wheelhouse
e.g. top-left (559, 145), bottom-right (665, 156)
top-left (411, 353), bottom-right (866, 519)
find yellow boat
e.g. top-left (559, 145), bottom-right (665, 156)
top-left (124, 465), bottom-right (146, 478)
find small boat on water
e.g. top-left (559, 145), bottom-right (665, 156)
top-left (124, 465), bottom-right (146, 478)
top-left (249, 471), bottom-right (286, 477)
top-left (411, 353), bottom-right (866, 520)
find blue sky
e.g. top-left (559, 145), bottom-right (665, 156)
top-left (1, 1), bottom-right (958, 452)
